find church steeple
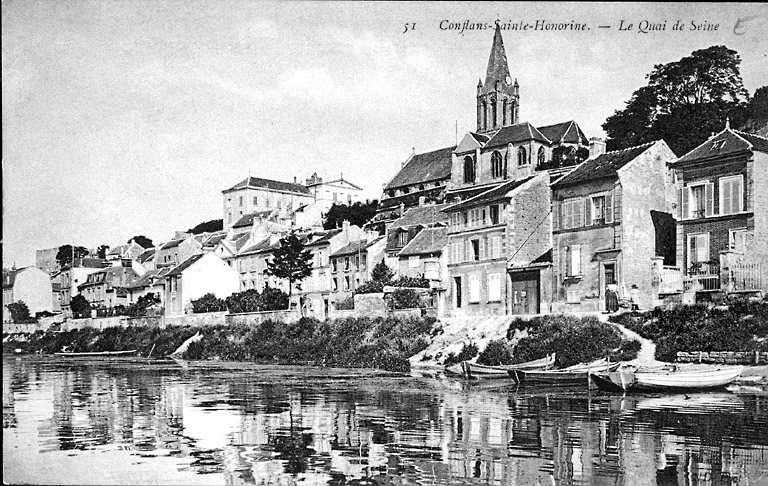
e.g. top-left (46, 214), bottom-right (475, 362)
top-left (476, 24), bottom-right (519, 134)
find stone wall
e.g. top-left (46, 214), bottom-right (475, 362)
top-left (676, 350), bottom-right (768, 365)
top-left (226, 310), bottom-right (301, 326)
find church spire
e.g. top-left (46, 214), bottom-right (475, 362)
top-left (476, 24), bottom-right (519, 133)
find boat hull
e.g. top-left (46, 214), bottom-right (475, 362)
top-left (511, 362), bottom-right (621, 386)
top-left (447, 354), bottom-right (555, 380)
top-left (54, 349), bottom-right (138, 357)
top-left (633, 366), bottom-right (744, 391)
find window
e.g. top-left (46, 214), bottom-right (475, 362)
top-left (517, 147), bottom-right (528, 166)
top-left (588, 193), bottom-right (613, 225)
top-left (253, 196), bottom-right (257, 205)
top-left (469, 274), bottom-right (480, 303)
top-left (333, 192), bottom-right (338, 201)
top-left (348, 195), bottom-right (352, 204)
top-left (398, 231), bottom-right (408, 246)
top-left (239, 196), bottom-right (243, 206)
top-left (729, 228), bottom-right (747, 252)
top-left (687, 233), bottom-right (710, 272)
top-left (503, 99), bottom-right (508, 125)
top-left (463, 156), bottom-right (476, 183)
top-left (537, 147), bottom-right (546, 167)
top-left (491, 151), bottom-right (504, 179)
top-left (332, 259), bottom-right (337, 272)
top-left (561, 198), bottom-right (584, 229)
top-left (332, 278), bottom-right (338, 291)
top-left (482, 102), bottom-right (487, 130)
top-left (488, 274), bottom-right (501, 302)
top-left (344, 257), bottom-right (350, 271)
top-left (490, 205), bottom-right (500, 225)
top-left (719, 175), bottom-right (743, 215)
top-left (227, 198), bottom-right (232, 208)
top-left (490, 236), bottom-right (502, 259)
top-left (491, 100), bottom-right (497, 128)
top-left (344, 276), bottom-right (351, 291)
top-left (683, 182), bottom-right (712, 219)
top-left (471, 240), bottom-right (480, 261)
top-left (566, 245), bottom-right (582, 277)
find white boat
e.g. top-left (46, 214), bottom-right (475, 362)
top-left (591, 365), bottom-right (744, 392)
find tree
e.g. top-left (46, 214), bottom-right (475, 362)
top-left (129, 235), bottom-right (154, 249)
top-left (70, 295), bottom-right (91, 318)
top-left (371, 261), bottom-right (394, 284)
top-left (603, 45), bottom-right (750, 155)
top-left (190, 293), bottom-right (227, 313)
top-left (7, 301), bottom-right (33, 323)
top-left (96, 245), bottom-right (110, 259)
top-left (187, 219), bottom-right (223, 235)
top-left (265, 231), bottom-right (313, 299)
top-left (323, 201), bottom-right (378, 230)
top-left (56, 245), bottom-right (89, 268)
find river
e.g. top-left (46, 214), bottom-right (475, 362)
top-left (3, 356), bottom-right (767, 485)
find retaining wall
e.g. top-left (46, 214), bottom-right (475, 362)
top-left (676, 350), bottom-right (768, 365)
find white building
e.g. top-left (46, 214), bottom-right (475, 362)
top-left (163, 252), bottom-right (239, 316)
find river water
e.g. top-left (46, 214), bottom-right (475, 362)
top-left (3, 356), bottom-right (768, 486)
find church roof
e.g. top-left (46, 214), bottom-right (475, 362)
top-left (480, 25), bottom-right (512, 95)
top-left (384, 146), bottom-right (456, 190)
top-left (223, 176), bottom-right (312, 196)
top-left (538, 121), bottom-right (589, 145)
top-left (552, 141), bottom-right (657, 188)
top-left (485, 122), bottom-right (551, 148)
top-left (673, 126), bottom-right (768, 165)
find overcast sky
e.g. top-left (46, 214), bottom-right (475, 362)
top-left (3, 2), bottom-right (767, 267)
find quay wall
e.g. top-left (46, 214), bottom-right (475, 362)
top-left (676, 350), bottom-right (768, 365)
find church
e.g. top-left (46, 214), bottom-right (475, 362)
top-left (376, 25), bottom-right (591, 316)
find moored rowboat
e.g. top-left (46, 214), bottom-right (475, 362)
top-left (54, 349), bottom-right (138, 357)
top-left (509, 359), bottom-right (620, 385)
top-left (446, 353), bottom-right (556, 379)
top-left (590, 365), bottom-right (745, 392)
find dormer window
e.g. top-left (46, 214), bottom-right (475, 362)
top-left (398, 231), bottom-right (408, 246)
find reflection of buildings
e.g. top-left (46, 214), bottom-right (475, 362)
top-left (4, 358), bottom-right (768, 486)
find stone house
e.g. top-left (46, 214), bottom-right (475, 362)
top-left (77, 264), bottom-right (140, 310)
top-left (670, 123), bottom-right (768, 296)
top-left (59, 258), bottom-right (108, 317)
top-left (2, 266), bottom-right (53, 322)
top-left (384, 203), bottom-right (451, 273)
top-left (443, 172), bottom-right (554, 316)
top-left (329, 235), bottom-right (386, 297)
top-left (164, 252), bottom-right (239, 316)
top-left (105, 241), bottom-right (146, 263)
top-left (222, 176), bottom-right (314, 230)
top-left (126, 267), bottom-right (170, 307)
top-left (396, 226), bottom-right (449, 315)
top-left (305, 173), bottom-right (365, 216)
top-left (550, 139), bottom-right (677, 312)
top-left (154, 235), bottom-right (203, 268)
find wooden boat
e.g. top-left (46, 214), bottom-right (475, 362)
top-left (54, 349), bottom-right (138, 357)
top-left (509, 358), bottom-right (620, 385)
top-left (446, 354), bottom-right (556, 380)
top-left (591, 365), bottom-right (745, 392)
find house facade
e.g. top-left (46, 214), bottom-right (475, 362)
top-left (670, 124), bottom-right (768, 296)
top-left (305, 173), bottom-right (365, 216)
top-left (77, 264), bottom-right (140, 310)
top-left (384, 203), bottom-right (450, 272)
top-left (550, 139), bottom-right (677, 312)
top-left (3, 267), bottom-right (54, 322)
top-left (164, 253), bottom-right (240, 316)
top-left (222, 176), bottom-right (314, 230)
top-left (154, 235), bottom-right (203, 268)
top-left (329, 236), bottom-right (386, 297)
top-left (60, 258), bottom-right (108, 317)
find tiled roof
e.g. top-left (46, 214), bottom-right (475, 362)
top-left (107, 244), bottom-right (129, 256)
top-left (166, 253), bottom-right (206, 277)
top-left (674, 128), bottom-right (768, 164)
top-left (161, 239), bottom-right (185, 250)
top-left (485, 122), bottom-right (551, 148)
top-left (443, 177), bottom-right (535, 212)
top-left (538, 121), bottom-right (588, 145)
top-left (223, 176), bottom-right (312, 196)
top-left (126, 269), bottom-right (166, 289)
top-left (202, 232), bottom-right (227, 248)
top-left (384, 146), bottom-right (456, 190)
top-left (398, 227), bottom-right (448, 256)
top-left (551, 142), bottom-right (656, 188)
top-left (138, 248), bottom-right (156, 263)
top-left (330, 237), bottom-right (384, 258)
top-left (239, 237), bottom-right (273, 255)
top-left (390, 203), bottom-right (451, 229)
top-left (306, 229), bottom-right (343, 247)
top-left (469, 132), bottom-right (490, 145)
top-left (233, 210), bottom-right (276, 229)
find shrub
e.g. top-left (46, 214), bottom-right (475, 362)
top-left (477, 339), bottom-right (515, 365)
top-left (444, 342), bottom-right (479, 366)
top-left (354, 280), bottom-right (384, 294)
top-left (225, 289), bottom-right (262, 313)
top-left (70, 295), bottom-right (91, 319)
top-left (190, 293), bottom-right (227, 313)
top-left (390, 275), bottom-right (430, 288)
top-left (7, 301), bottom-right (33, 323)
top-left (386, 288), bottom-right (423, 310)
top-left (259, 285), bottom-right (289, 311)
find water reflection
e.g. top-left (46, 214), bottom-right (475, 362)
top-left (3, 356), bottom-right (767, 485)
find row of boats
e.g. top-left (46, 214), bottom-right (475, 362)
top-left (445, 353), bottom-right (746, 392)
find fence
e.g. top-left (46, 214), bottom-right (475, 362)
top-left (658, 266), bottom-right (683, 294)
top-left (685, 261), bottom-right (720, 292)
top-left (727, 262), bottom-right (763, 292)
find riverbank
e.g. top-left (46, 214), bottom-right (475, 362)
top-left (2, 316), bottom-right (436, 372)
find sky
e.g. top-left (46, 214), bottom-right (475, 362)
top-left (3, 1), bottom-right (767, 268)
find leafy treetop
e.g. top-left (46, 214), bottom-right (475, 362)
top-left (56, 245), bottom-right (90, 268)
top-left (265, 231), bottom-right (314, 297)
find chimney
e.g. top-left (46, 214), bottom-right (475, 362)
top-left (589, 137), bottom-right (606, 159)
top-left (399, 203), bottom-right (405, 217)
top-left (418, 196), bottom-right (426, 206)
top-left (293, 176), bottom-right (297, 184)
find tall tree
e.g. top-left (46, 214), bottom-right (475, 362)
top-left (129, 235), bottom-right (153, 249)
top-left (7, 301), bottom-right (32, 323)
top-left (56, 245), bottom-right (89, 268)
top-left (265, 231), bottom-right (313, 299)
top-left (96, 245), bottom-right (110, 259)
top-left (323, 201), bottom-right (378, 230)
top-left (603, 45), bottom-right (749, 155)
top-left (187, 219), bottom-right (223, 234)
top-left (70, 295), bottom-right (91, 319)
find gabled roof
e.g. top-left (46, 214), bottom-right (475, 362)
top-left (398, 227), bottom-right (448, 257)
top-left (223, 176), bottom-right (312, 196)
top-left (390, 203), bottom-right (451, 230)
top-left (161, 239), bottom-right (185, 250)
top-left (443, 176), bottom-right (535, 212)
top-left (552, 141), bottom-right (656, 188)
top-left (485, 122), bottom-right (551, 148)
top-left (538, 121), bottom-right (589, 145)
top-left (470, 132), bottom-right (490, 145)
top-left (138, 248), bottom-right (156, 263)
top-left (239, 237), bottom-right (273, 255)
top-left (330, 236), bottom-right (385, 258)
top-left (166, 253), bottom-right (206, 277)
top-left (306, 229), bottom-right (343, 247)
top-left (233, 211), bottom-right (276, 229)
top-left (126, 268), bottom-right (168, 289)
top-left (201, 232), bottom-right (227, 248)
top-left (674, 127), bottom-right (768, 164)
top-left (384, 146), bottom-right (456, 190)
top-left (307, 177), bottom-right (363, 191)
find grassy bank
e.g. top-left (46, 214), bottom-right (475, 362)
top-left (472, 315), bottom-right (640, 368)
top-left (609, 301), bottom-right (768, 362)
top-left (2, 316), bottom-right (437, 372)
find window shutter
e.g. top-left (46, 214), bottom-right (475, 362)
top-left (553, 200), bottom-right (559, 231)
top-left (584, 198), bottom-right (592, 226)
top-left (480, 238), bottom-right (486, 260)
top-left (705, 182), bottom-right (714, 217)
top-left (565, 246), bottom-right (572, 276)
top-left (679, 188), bottom-right (686, 220)
top-left (573, 245), bottom-right (581, 275)
top-left (605, 191), bottom-right (614, 223)
top-left (465, 240), bottom-right (471, 262)
top-left (721, 179), bottom-right (731, 215)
